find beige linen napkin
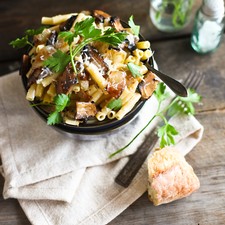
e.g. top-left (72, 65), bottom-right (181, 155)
top-left (0, 72), bottom-right (204, 225)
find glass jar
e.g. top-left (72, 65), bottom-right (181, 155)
top-left (191, 0), bottom-right (225, 54)
top-left (150, 0), bottom-right (194, 32)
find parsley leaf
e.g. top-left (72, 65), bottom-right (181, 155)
top-left (73, 17), bottom-right (101, 39)
top-left (97, 28), bottom-right (127, 46)
top-left (47, 111), bottom-right (62, 125)
top-left (55, 94), bottom-right (70, 112)
top-left (9, 36), bottom-right (32, 48)
top-left (58, 31), bottom-right (75, 45)
top-left (168, 88), bottom-right (201, 116)
top-left (25, 26), bottom-right (46, 36)
top-left (154, 82), bottom-right (170, 102)
top-left (157, 123), bottom-right (179, 148)
top-left (43, 50), bottom-right (70, 73)
top-left (9, 26), bottom-right (46, 49)
top-left (47, 94), bottom-right (70, 125)
top-left (107, 98), bottom-right (122, 111)
top-left (127, 62), bottom-right (142, 77)
top-left (128, 15), bottom-right (140, 36)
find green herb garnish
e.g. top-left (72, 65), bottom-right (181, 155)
top-left (127, 62), bottom-right (142, 78)
top-left (107, 98), bottom-right (122, 111)
top-left (43, 50), bottom-right (70, 73)
top-left (47, 94), bottom-right (70, 125)
top-left (9, 26), bottom-right (46, 48)
top-left (168, 88), bottom-right (201, 116)
top-left (47, 17), bottom-right (127, 74)
top-left (9, 36), bottom-right (32, 49)
top-left (109, 83), bottom-right (201, 157)
top-left (128, 15), bottom-right (140, 36)
top-left (157, 122), bottom-right (179, 148)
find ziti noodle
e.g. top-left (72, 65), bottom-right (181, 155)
top-left (21, 10), bottom-right (158, 126)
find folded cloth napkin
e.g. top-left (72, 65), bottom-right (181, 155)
top-left (0, 71), bottom-right (204, 225)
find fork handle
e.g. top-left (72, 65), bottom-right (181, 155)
top-left (115, 127), bottom-right (158, 188)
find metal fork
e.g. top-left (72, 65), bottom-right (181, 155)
top-left (115, 70), bottom-right (205, 188)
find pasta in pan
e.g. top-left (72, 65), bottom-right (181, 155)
top-left (22, 10), bottom-right (159, 126)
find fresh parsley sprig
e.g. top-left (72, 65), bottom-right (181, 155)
top-left (107, 98), bottom-right (122, 111)
top-left (128, 15), bottom-right (140, 36)
top-left (46, 17), bottom-right (127, 74)
top-left (109, 83), bottom-right (201, 158)
top-left (9, 26), bottom-right (46, 49)
top-left (47, 94), bottom-right (70, 125)
top-left (43, 50), bottom-right (70, 73)
top-left (127, 62), bottom-right (142, 78)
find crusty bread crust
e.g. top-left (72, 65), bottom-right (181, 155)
top-left (148, 147), bottom-right (200, 206)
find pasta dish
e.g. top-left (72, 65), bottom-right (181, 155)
top-left (20, 10), bottom-right (158, 126)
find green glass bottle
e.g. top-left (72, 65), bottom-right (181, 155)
top-left (191, 0), bottom-right (225, 54)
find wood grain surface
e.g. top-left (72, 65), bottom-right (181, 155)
top-left (1, 0), bottom-right (225, 224)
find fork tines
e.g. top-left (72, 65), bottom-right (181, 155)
top-left (183, 70), bottom-right (205, 90)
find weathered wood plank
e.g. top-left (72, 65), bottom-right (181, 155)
top-left (0, 175), bottom-right (30, 225)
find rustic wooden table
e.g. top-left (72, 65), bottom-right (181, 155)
top-left (1, 0), bottom-right (225, 224)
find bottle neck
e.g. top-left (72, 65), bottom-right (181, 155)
top-left (199, 7), bottom-right (225, 23)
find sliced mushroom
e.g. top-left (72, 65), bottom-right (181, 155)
top-left (92, 10), bottom-right (111, 23)
top-left (59, 15), bottom-right (77, 31)
top-left (82, 45), bottom-right (108, 76)
top-left (109, 16), bottom-right (124, 32)
top-left (20, 54), bottom-right (30, 77)
top-left (75, 102), bottom-right (97, 120)
top-left (106, 71), bottom-right (126, 98)
top-left (27, 68), bottom-right (41, 87)
top-left (56, 64), bottom-right (77, 94)
top-left (27, 67), bottom-right (51, 87)
top-left (33, 29), bottom-right (52, 46)
top-left (46, 30), bottom-right (58, 46)
top-left (139, 71), bottom-right (159, 99)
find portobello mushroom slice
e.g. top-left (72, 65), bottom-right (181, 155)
top-left (75, 102), bottom-right (97, 120)
top-left (82, 45), bottom-right (108, 76)
top-left (109, 16), bottom-right (124, 32)
top-left (56, 64), bottom-right (77, 94)
top-left (92, 10), bottom-right (111, 23)
top-left (139, 71), bottom-right (159, 99)
top-left (20, 54), bottom-right (31, 77)
top-left (27, 67), bottom-right (51, 87)
top-left (46, 30), bottom-right (58, 46)
top-left (92, 10), bottom-right (124, 31)
top-left (59, 15), bottom-right (77, 31)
